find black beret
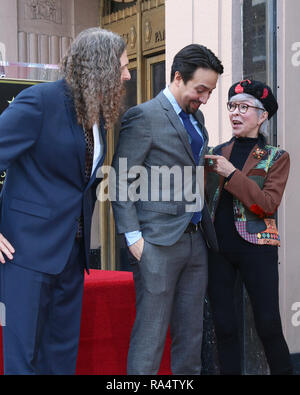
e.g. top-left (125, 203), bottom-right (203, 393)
top-left (228, 79), bottom-right (278, 119)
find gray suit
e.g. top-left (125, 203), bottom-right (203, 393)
top-left (112, 91), bottom-right (218, 374)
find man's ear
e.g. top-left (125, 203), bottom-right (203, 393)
top-left (174, 71), bottom-right (183, 87)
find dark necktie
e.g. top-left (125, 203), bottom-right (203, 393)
top-left (76, 126), bottom-right (94, 239)
top-left (179, 110), bottom-right (203, 224)
top-left (84, 127), bottom-right (94, 183)
top-left (179, 110), bottom-right (203, 164)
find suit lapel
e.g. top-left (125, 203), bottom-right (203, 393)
top-left (85, 119), bottom-right (107, 190)
top-left (242, 134), bottom-right (267, 174)
top-left (241, 143), bottom-right (261, 174)
top-left (156, 92), bottom-right (198, 164)
top-left (194, 111), bottom-right (208, 163)
top-left (221, 138), bottom-right (261, 175)
top-left (193, 111), bottom-right (206, 138)
top-left (222, 139), bottom-right (235, 160)
top-left (62, 80), bottom-right (85, 181)
top-left (62, 79), bottom-right (108, 190)
top-left (219, 139), bottom-right (235, 188)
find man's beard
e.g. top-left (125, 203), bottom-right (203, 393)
top-left (186, 105), bottom-right (197, 115)
top-left (185, 100), bottom-right (201, 115)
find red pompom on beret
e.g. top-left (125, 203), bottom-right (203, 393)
top-left (228, 79), bottom-right (278, 119)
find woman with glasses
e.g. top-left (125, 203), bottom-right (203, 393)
top-left (205, 80), bottom-right (293, 375)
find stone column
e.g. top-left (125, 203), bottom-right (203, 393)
top-left (28, 32), bottom-right (39, 63)
top-left (0, 0), bottom-right (18, 62)
top-left (18, 31), bottom-right (28, 62)
top-left (50, 35), bottom-right (60, 65)
top-left (39, 34), bottom-right (50, 64)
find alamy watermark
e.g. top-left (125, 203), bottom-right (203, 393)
top-left (0, 302), bottom-right (5, 327)
top-left (291, 42), bottom-right (300, 67)
top-left (95, 159), bottom-right (205, 213)
top-left (291, 302), bottom-right (300, 327)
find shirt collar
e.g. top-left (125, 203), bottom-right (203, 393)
top-left (163, 86), bottom-right (182, 116)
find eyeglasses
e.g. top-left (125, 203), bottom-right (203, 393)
top-left (227, 102), bottom-right (265, 114)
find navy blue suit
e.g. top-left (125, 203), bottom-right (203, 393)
top-left (0, 79), bottom-right (106, 374)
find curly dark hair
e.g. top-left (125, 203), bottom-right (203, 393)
top-left (61, 27), bottom-right (126, 130)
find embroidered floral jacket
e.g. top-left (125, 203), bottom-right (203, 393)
top-left (205, 135), bottom-right (290, 246)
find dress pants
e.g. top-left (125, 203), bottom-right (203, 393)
top-left (127, 230), bottom-right (208, 375)
top-left (0, 239), bottom-right (85, 375)
top-left (208, 248), bottom-right (293, 375)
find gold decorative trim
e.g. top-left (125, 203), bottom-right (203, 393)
top-left (103, 0), bottom-right (165, 25)
top-left (129, 25), bottom-right (137, 48)
top-left (144, 20), bottom-right (152, 43)
top-left (141, 0), bottom-right (165, 12)
top-left (103, 5), bottom-right (137, 25)
top-left (0, 78), bottom-right (45, 85)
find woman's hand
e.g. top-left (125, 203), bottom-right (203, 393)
top-left (205, 155), bottom-right (236, 178)
top-left (0, 233), bottom-right (15, 264)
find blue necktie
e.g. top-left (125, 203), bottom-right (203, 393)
top-left (179, 110), bottom-right (203, 164)
top-left (179, 110), bottom-right (203, 224)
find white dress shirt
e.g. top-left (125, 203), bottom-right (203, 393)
top-left (91, 123), bottom-right (104, 176)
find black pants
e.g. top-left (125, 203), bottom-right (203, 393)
top-left (208, 248), bottom-right (293, 375)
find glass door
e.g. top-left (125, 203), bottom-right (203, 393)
top-left (243, 0), bottom-right (277, 145)
top-left (146, 54), bottom-right (165, 100)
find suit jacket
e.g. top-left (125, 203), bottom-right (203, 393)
top-left (111, 90), bottom-right (218, 250)
top-left (0, 79), bottom-right (106, 274)
top-left (205, 135), bottom-right (290, 246)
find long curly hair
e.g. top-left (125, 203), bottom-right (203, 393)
top-left (61, 28), bottom-right (126, 130)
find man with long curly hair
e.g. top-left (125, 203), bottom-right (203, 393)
top-left (0, 27), bottom-right (130, 375)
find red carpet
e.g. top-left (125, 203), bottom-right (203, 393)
top-left (0, 270), bottom-right (171, 375)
